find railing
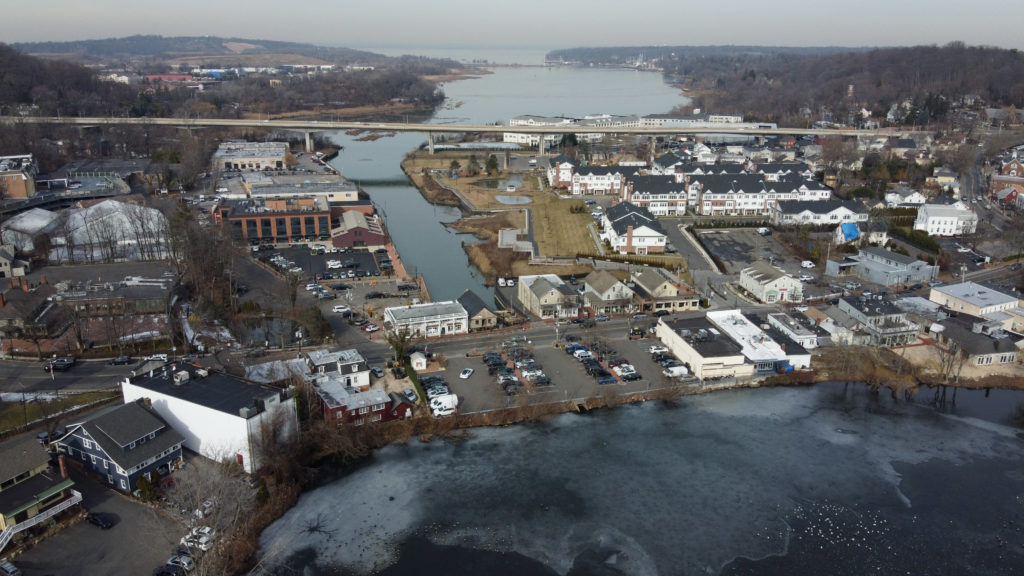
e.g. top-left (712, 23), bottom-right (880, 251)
top-left (0, 489), bottom-right (82, 554)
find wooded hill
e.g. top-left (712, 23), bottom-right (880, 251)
top-left (548, 43), bottom-right (1024, 125)
top-left (13, 35), bottom-right (384, 65)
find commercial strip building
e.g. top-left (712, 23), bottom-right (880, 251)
top-left (214, 141), bottom-right (289, 171)
top-left (384, 301), bottom-right (469, 338)
top-left (738, 261), bottom-right (803, 304)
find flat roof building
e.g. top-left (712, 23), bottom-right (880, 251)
top-left (121, 363), bottom-right (297, 473)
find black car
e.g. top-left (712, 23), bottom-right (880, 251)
top-left (86, 512), bottom-right (113, 529)
top-left (366, 291), bottom-right (386, 299)
top-left (654, 310), bottom-right (671, 317)
top-left (154, 566), bottom-right (185, 576)
top-left (622, 372), bottom-right (643, 382)
top-left (109, 355), bottom-right (133, 365)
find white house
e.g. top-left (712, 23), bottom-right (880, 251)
top-left (739, 261), bottom-right (803, 303)
top-left (601, 202), bottom-right (667, 255)
top-left (121, 363), bottom-right (297, 473)
top-left (384, 301), bottom-right (468, 338)
top-left (884, 186), bottom-right (928, 207)
top-left (913, 204), bottom-right (978, 236)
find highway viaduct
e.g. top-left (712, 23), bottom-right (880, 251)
top-left (1, 116), bottom-right (922, 154)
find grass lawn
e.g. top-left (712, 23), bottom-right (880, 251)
top-left (0, 390), bottom-right (120, 434)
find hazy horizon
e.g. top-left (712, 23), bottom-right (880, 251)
top-left (5, 0), bottom-right (1022, 55)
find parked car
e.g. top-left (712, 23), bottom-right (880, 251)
top-left (459, 368), bottom-right (474, 379)
top-left (145, 354), bottom-right (169, 363)
top-left (648, 345), bottom-right (669, 354)
top-left (371, 366), bottom-right (385, 378)
top-left (594, 314), bottom-right (610, 321)
top-left (153, 566), bottom-right (185, 576)
top-left (801, 260), bottom-right (815, 269)
top-left (86, 512), bottom-right (113, 529)
top-left (166, 555), bottom-right (195, 573)
top-left (108, 355), bottom-right (133, 365)
top-left (403, 388), bottom-right (418, 403)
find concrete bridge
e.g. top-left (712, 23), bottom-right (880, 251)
top-left (1, 116), bottom-right (921, 154)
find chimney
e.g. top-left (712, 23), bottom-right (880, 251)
top-left (0, 291), bottom-right (4, 307)
top-left (20, 278), bottom-right (28, 292)
top-left (58, 454), bottom-right (68, 479)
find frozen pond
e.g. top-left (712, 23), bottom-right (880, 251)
top-left (259, 383), bottom-right (1024, 575)
top-left (494, 195), bottom-right (532, 205)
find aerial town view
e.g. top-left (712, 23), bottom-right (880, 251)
top-left (0, 3), bottom-right (1023, 576)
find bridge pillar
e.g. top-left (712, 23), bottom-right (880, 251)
top-left (427, 132), bottom-right (435, 155)
top-left (305, 131), bottom-right (314, 153)
top-left (648, 136), bottom-right (656, 163)
top-left (538, 134), bottom-right (545, 155)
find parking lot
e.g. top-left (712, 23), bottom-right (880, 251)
top-left (14, 464), bottom-right (183, 576)
top-left (436, 326), bottom-right (691, 414)
top-left (696, 228), bottom-right (801, 274)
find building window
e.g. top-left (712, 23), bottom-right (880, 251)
top-left (359, 406), bottom-right (370, 415)
top-left (82, 439), bottom-right (92, 449)
top-left (120, 479), bottom-right (127, 489)
top-left (90, 455), bottom-right (96, 465)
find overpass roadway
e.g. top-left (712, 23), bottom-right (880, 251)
top-left (1, 115), bottom-right (923, 153)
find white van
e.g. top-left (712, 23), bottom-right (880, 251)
top-left (497, 278), bottom-right (507, 287)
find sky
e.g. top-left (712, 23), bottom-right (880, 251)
top-left (6, 0), bottom-right (1022, 58)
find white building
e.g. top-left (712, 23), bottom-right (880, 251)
top-left (771, 200), bottom-right (869, 227)
top-left (707, 310), bottom-right (811, 372)
top-left (121, 363), bottom-right (297, 473)
top-left (384, 301), bottom-right (468, 338)
top-left (913, 204), bottom-right (978, 236)
top-left (570, 166), bottom-right (627, 196)
top-left (601, 202), bottom-right (667, 255)
top-left (738, 261), bottom-right (803, 303)
top-left (884, 186), bottom-right (928, 207)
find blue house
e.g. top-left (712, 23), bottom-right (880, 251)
top-left (56, 400), bottom-right (184, 494)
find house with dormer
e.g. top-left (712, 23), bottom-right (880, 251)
top-left (837, 295), bottom-right (919, 347)
top-left (581, 270), bottom-right (635, 314)
top-left (305, 348), bottom-right (371, 390)
top-left (56, 400), bottom-right (184, 493)
top-left (631, 268), bottom-right (700, 313)
top-left (310, 373), bottom-right (413, 426)
top-left (546, 155), bottom-right (576, 189)
top-left (601, 202), bottom-right (667, 254)
top-left (622, 175), bottom-right (690, 215)
top-left (570, 165), bottom-right (627, 196)
top-left (517, 274), bottom-right (580, 319)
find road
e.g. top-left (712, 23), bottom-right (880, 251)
top-left (2, 115), bottom-right (923, 138)
top-left (0, 359), bottom-right (131, 394)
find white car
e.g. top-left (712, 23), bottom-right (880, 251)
top-left (145, 354), bottom-right (169, 363)
top-left (332, 305), bottom-right (351, 313)
top-left (801, 260), bottom-right (815, 269)
top-left (326, 260), bottom-right (342, 269)
top-left (432, 406), bottom-right (456, 417)
top-left (191, 525), bottom-right (216, 540)
top-left (180, 534), bottom-right (213, 551)
top-left (799, 274), bottom-right (814, 282)
top-left (305, 283), bottom-right (318, 291)
top-left (459, 368), bottom-right (474, 379)
top-left (648, 345), bottom-right (669, 354)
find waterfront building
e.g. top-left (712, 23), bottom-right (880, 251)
top-left (383, 301), bottom-right (468, 338)
top-left (121, 363), bottom-right (297, 473)
top-left (654, 315), bottom-right (754, 380)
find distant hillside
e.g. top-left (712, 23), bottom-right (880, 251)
top-left (12, 35), bottom-right (386, 64)
top-left (546, 45), bottom-right (868, 65)
top-left (550, 43), bottom-right (1024, 125)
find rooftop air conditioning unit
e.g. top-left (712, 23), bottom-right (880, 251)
top-left (173, 371), bottom-right (190, 385)
top-left (195, 369), bottom-right (209, 378)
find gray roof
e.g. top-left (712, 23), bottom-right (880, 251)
top-left (626, 174), bottom-right (686, 195)
top-left (457, 289), bottom-right (491, 318)
top-left (742, 261), bottom-right (789, 284)
top-left (307, 348), bottom-right (364, 368)
top-left (0, 434), bottom-right (50, 484)
top-left (689, 173), bottom-right (829, 195)
top-left (605, 202), bottom-right (665, 236)
top-left (125, 363), bottom-right (286, 418)
top-left (583, 270), bottom-right (622, 294)
top-left (78, 400), bottom-right (184, 471)
top-left (859, 246), bottom-right (919, 267)
top-left (931, 281), bottom-right (1018, 309)
top-left (386, 301), bottom-right (466, 322)
top-left (664, 315), bottom-right (745, 358)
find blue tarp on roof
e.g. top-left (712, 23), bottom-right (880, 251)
top-left (840, 222), bottom-right (860, 242)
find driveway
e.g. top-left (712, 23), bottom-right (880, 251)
top-left (15, 464), bottom-right (184, 576)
